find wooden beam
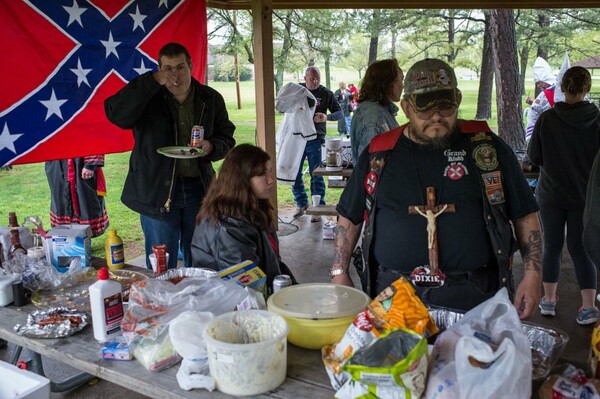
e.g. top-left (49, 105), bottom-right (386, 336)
top-left (251, 0), bottom-right (278, 214)
top-left (209, 0), bottom-right (600, 9)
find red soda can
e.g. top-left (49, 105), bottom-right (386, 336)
top-left (191, 125), bottom-right (203, 147)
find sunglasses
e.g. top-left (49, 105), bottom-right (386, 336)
top-left (410, 101), bottom-right (457, 120)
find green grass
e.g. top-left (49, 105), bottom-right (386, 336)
top-left (0, 78), bottom-right (507, 259)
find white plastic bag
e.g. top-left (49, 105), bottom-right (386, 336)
top-left (425, 288), bottom-right (531, 399)
top-left (169, 311), bottom-right (215, 391)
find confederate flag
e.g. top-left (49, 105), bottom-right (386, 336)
top-left (0, 0), bottom-right (207, 166)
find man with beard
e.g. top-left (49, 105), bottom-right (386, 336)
top-left (330, 59), bottom-right (542, 318)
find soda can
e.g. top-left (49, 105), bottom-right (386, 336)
top-left (191, 125), bottom-right (204, 147)
top-left (273, 274), bottom-right (292, 292)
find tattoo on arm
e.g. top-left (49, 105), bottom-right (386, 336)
top-left (333, 224), bottom-right (353, 270)
top-left (520, 229), bottom-right (542, 273)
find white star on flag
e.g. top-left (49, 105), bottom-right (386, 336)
top-left (133, 59), bottom-right (153, 75)
top-left (63, 0), bottom-right (87, 27)
top-left (0, 123), bottom-right (23, 154)
top-left (70, 58), bottom-right (92, 87)
top-left (129, 5), bottom-right (147, 31)
top-left (40, 89), bottom-right (68, 121)
top-left (100, 31), bottom-right (121, 59)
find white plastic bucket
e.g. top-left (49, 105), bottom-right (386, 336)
top-left (203, 310), bottom-right (288, 396)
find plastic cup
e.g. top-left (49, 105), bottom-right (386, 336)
top-left (311, 195), bottom-right (321, 207)
top-left (149, 252), bottom-right (170, 273)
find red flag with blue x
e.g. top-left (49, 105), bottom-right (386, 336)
top-left (0, 0), bottom-right (207, 166)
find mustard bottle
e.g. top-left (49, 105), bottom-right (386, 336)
top-left (105, 229), bottom-right (124, 269)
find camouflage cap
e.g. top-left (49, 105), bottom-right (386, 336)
top-left (404, 58), bottom-right (459, 111)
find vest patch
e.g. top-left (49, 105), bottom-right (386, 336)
top-left (473, 143), bottom-right (499, 171)
top-left (444, 162), bottom-right (468, 180)
top-left (482, 171), bottom-right (505, 204)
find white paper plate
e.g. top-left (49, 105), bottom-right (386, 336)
top-left (157, 146), bottom-right (205, 159)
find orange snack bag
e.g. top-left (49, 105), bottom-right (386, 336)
top-left (367, 277), bottom-right (438, 337)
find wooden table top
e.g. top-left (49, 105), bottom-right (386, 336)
top-left (0, 266), bottom-right (334, 398)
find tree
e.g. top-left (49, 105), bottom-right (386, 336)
top-left (490, 9), bottom-right (525, 150)
top-left (475, 11), bottom-right (494, 120)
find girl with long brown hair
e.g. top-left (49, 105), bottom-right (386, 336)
top-left (191, 144), bottom-right (296, 290)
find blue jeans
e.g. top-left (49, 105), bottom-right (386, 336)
top-left (140, 178), bottom-right (205, 270)
top-left (292, 138), bottom-right (326, 207)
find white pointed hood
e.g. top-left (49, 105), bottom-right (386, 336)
top-left (532, 57), bottom-right (556, 85)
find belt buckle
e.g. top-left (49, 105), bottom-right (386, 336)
top-left (409, 266), bottom-right (446, 288)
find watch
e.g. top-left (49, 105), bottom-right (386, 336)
top-left (329, 269), bottom-right (348, 278)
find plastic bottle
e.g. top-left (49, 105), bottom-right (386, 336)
top-left (105, 229), bottom-right (124, 269)
top-left (89, 267), bottom-right (124, 342)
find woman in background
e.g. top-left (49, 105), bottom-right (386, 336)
top-left (349, 59), bottom-right (403, 163)
top-left (528, 66), bottom-right (600, 325)
top-left (45, 155), bottom-right (109, 237)
top-left (191, 144), bottom-right (296, 290)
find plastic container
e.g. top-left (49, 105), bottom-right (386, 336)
top-left (203, 310), bottom-right (288, 396)
top-left (267, 283), bottom-right (370, 349)
top-left (0, 359), bottom-right (50, 399)
top-left (89, 267), bottom-right (124, 342)
top-left (105, 229), bottom-right (124, 269)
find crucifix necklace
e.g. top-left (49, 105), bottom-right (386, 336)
top-left (406, 127), bottom-right (456, 287)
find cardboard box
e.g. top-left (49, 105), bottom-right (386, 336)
top-left (44, 224), bottom-right (92, 272)
top-left (217, 260), bottom-right (267, 296)
top-left (0, 360), bottom-right (50, 399)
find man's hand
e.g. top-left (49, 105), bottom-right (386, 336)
top-left (313, 112), bottom-right (327, 123)
top-left (196, 139), bottom-right (213, 156)
top-left (514, 212), bottom-right (543, 320)
top-left (153, 70), bottom-right (178, 88)
top-left (514, 271), bottom-right (541, 320)
top-left (331, 273), bottom-right (354, 287)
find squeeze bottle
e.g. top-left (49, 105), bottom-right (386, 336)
top-left (89, 267), bottom-right (124, 342)
top-left (105, 229), bottom-right (124, 269)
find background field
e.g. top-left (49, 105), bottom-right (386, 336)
top-left (0, 78), bottom-right (505, 259)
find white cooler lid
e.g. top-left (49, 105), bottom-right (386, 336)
top-left (267, 283), bottom-right (369, 319)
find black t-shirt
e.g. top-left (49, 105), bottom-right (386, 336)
top-left (299, 83), bottom-right (340, 138)
top-left (337, 127), bottom-right (538, 274)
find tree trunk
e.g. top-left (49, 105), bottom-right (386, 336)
top-left (325, 58), bottom-right (331, 90)
top-left (534, 12), bottom-right (550, 98)
top-left (368, 9), bottom-right (381, 65)
top-left (490, 9), bottom-right (525, 150)
top-left (274, 10), bottom-right (293, 94)
top-left (476, 12), bottom-right (493, 120)
top-left (447, 10), bottom-right (455, 63)
top-left (519, 45), bottom-right (529, 96)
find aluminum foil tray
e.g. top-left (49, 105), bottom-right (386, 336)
top-left (154, 267), bottom-right (217, 283)
top-left (428, 307), bottom-right (569, 381)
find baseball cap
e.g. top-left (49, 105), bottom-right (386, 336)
top-left (404, 58), bottom-right (459, 111)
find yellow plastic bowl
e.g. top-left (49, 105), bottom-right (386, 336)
top-left (267, 283), bottom-right (370, 350)
top-left (268, 310), bottom-right (355, 349)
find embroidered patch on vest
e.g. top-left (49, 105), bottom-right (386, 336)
top-left (444, 162), bottom-right (468, 180)
top-left (365, 171), bottom-right (378, 195)
top-left (473, 143), bottom-right (499, 171)
top-left (481, 171), bottom-right (505, 204)
top-left (470, 131), bottom-right (492, 142)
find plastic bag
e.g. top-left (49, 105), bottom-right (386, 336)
top-left (425, 288), bottom-right (531, 399)
top-left (336, 328), bottom-right (428, 399)
top-left (122, 277), bottom-right (248, 372)
top-left (169, 311), bottom-right (215, 391)
top-left (323, 277), bottom-right (436, 390)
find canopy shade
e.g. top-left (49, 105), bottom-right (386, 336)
top-left (208, 0), bottom-right (600, 9)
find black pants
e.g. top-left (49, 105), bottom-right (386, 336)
top-left (376, 264), bottom-right (512, 312)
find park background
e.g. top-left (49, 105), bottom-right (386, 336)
top-left (2, 7), bottom-right (600, 260)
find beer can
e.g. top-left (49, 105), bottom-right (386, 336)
top-left (191, 125), bottom-right (203, 147)
top-left (273, 274), bottom-right (292, 292)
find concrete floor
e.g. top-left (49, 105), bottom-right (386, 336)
top-left (1, 207), bottom-right (597, 397)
